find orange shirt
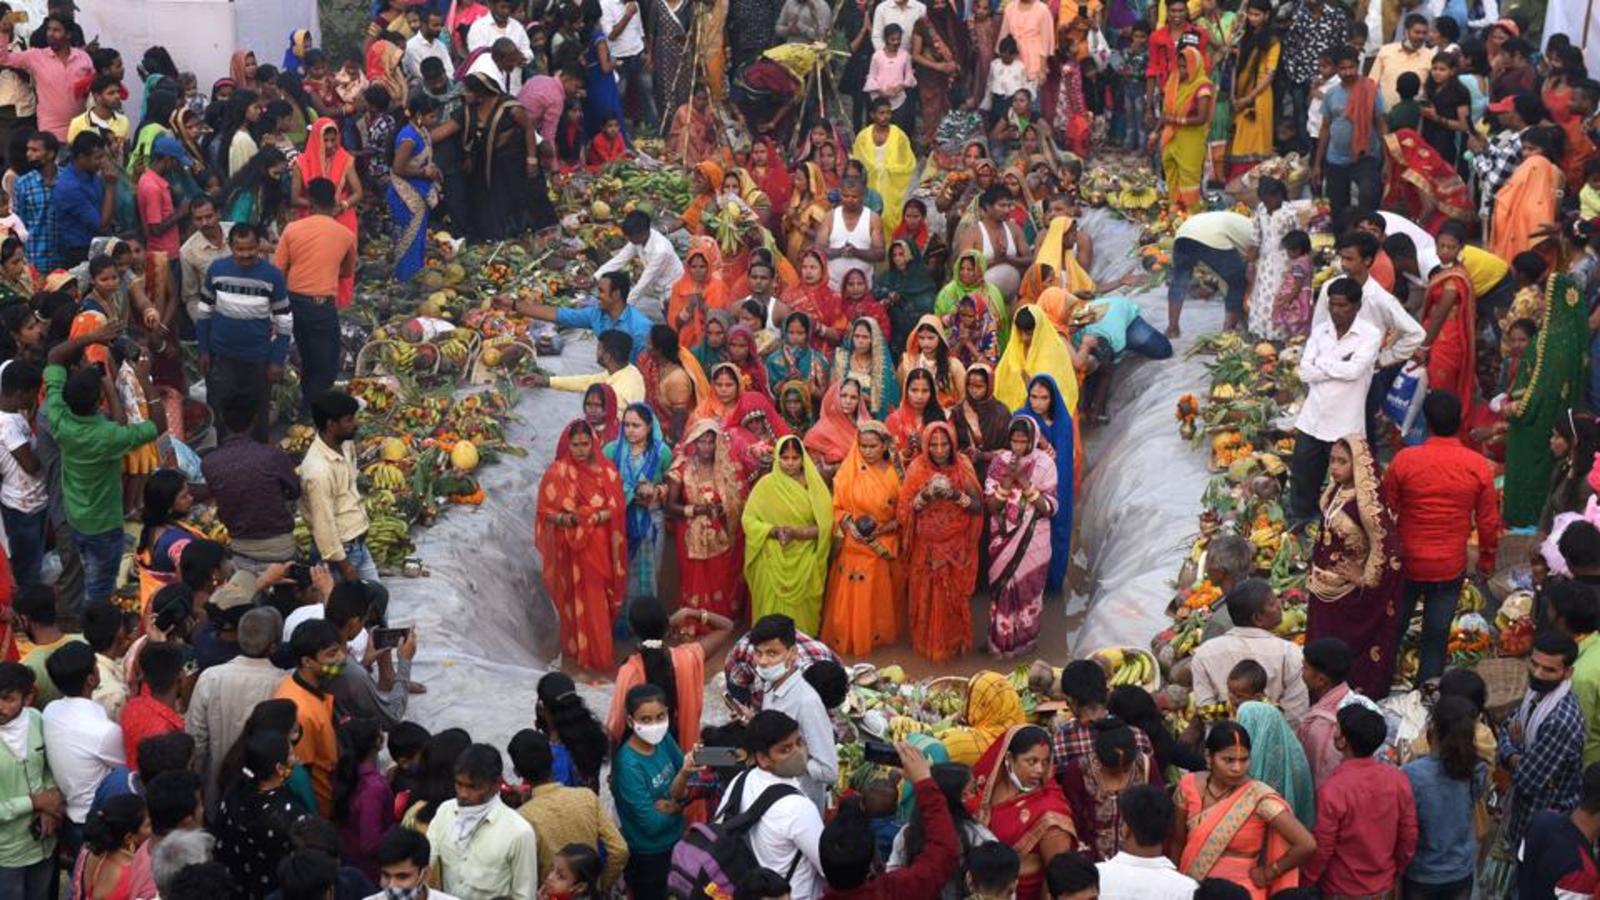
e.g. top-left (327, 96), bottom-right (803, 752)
top-left (274, 674), bottom-right (337, 818)
top-left (273, 214), bottom-right (357, 298)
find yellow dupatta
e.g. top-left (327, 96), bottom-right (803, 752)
top-left (994, 304), bottom-right (1080, 413)
top-left (1162, 46), bottom-right (1212, 145)
top-left (851, 123), bottom-right (918, 235)
top-left (1032, 216), bottom-right (1096, 297)
top-left (741, 434), bottom-right (835, 633)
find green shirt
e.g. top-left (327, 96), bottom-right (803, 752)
top-left (0, 708), bottom-right (56, 867)
top-left (43, 364), bottom-right (158, 535)
top-left (22, 635), bottom-right (86, 708)
top-left (1574, 632), bottom-right (1600, 767)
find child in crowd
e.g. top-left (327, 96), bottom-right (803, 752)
top-left (556, 100), bottom-right (586, 171)
top-left (1305, 52), bottom-right (1339, 153)
top-left (587, 115), bottom-right (630, 170)
top-left (865, 24), bottom-right (917, 133)
top-left (1387, 71), bottom-right (1422, 131)
top-left (1273, 229), bottom-right (1316, 337)
top-left (180, 72), bottom-right (207, 117)
top-left (1582, 158), bottom-right (1600, 220)
top-left (988, 37), bottom-right (1028, 126)
top-left (385, 721), bottom-right (430, 798)
top-left (1501, 251), bottom-right (1549, 342)
top-left (334, 52), bottom-right (370, 115)
top-left (113, 337), bottom-right (159, 515)
top-left (967, 841), bottom-right (1022, 900)
top-left (991, 89), bottom-right (1035, 161)
top-left (542, 843), bottom-right (603, 900)
top-left (1226, 658), bottom-right (1268, 712)
top-left (1469, 316), bottom-right (1536, 458)
top-left (1112, 22), bottom-right (1152, 151)
top-left (861, 775), bottom-right (901, 863)
top-left (357, 85), bottom-right (397, 189)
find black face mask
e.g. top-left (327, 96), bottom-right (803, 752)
top-left (1529, 675), bottom-right (1562, 694)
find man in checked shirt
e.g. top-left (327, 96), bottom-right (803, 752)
top-left (1050, 659), bottom-right (1156, 776)
top-left (1470, 93), bottom-right (1543, 223)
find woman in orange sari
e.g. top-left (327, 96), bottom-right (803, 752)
top-left (535, 419), bottom-right (629, 672)
top-left (294, 117), bottom-right (363, 306)
top-left (1490, 126), bottom-right (1566, 266)
top-left (969, 725), bottom-right (1078, 900)
top-left (1418, 235), bottom-right (1477, 414)
top-left (666, 419), bottom-right (748, 623)
top-left (668, 237), bottom-right (730, 351)
top-left (821, 422), bottom-right (904, 656)
top-left (1172, 721), bottom-right (1317, 900)
top-left (900, 420), bottom-right (982, 664)
top-left (680, 160), bottom-right (725, 236)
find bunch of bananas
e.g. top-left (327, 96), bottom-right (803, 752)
top-left (1107, 651), bottom-right (1154, 687)
top-left (438, 337), bottom-right (471, 370)
top-left (924, 690), bottom-right (965, 718)
top-left (364, 462), bottom-right (407, 490)
top-left (366, 514), bottom-right (413, 567)
top-left (279, 424), bottom-right (315, 455)
top-left (349, 379), bottom-right (398, 414)
top-left (292, 519), bottom-right (312, 557)
top-left (366, 489), bottom-right (400, 516)
top-left (383, 341), bottom-right (418, 371)
top-left (887, 715), bottom-right (929, 742)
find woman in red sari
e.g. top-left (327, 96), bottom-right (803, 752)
top-left (783, 250), bottom-right (848, 351)
top-left (746, 139), bottom-right (792, 225)
top-left (294, 117), bottom-right (363, 306)
top-left (1381, 130), bottom-right (1473, 232)
top-left (535, 420), bottom-right (628, 672)
top-left (1419, 237), bottom-right (1477, 414)
top-left (1172, 722), bottom-right (1316, 900)
top-left (723, 390), bottom-right (791, 484)
top-left (886, 368), bottom-right (946, 467)
top-left (725, 325), bottom-right (770, 396)
top-left (969, 725), bottom-right (1077, 900)
top-left (666, 418), bottom-right (747, 622)
top-left (900, 420), bottom-right (982, 664)
top-left (582, 383), bottom-right (621, 446)
top-left (804, 379), bottom-right (872, 479)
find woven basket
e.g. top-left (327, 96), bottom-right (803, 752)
top-left (1475, 657), bottom-right (1529, 723)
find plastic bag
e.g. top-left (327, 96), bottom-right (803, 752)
top-left (1382, 362), bottom-right (1428, 436)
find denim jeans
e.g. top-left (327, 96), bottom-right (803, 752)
top-left (1323, 154), bottom-right (1383, 213)
top-left (1402, 875), bottom-right (1473, 900)
top-left (1122, 85), bottom-right (1149, 149)
top-left (1400, 577), bottom-right (1464, 685)
top-left (1169, 238), bottom-right (1249, 313)
top-left (72, 526), bottom-right (125, 607)
top-left (1, 504), bottom-right (46, 588)
top-left (290, 294), bottom-right (341, 416)
top-left (343, 538), bottom-right (381, 582)
top-left (0, 856), bottom-right (55, 900)
top-left (1124, 317), bottom-right (1174, 360)
top-left (616, 53), bottom-right (658, 127)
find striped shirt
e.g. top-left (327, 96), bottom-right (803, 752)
top-left (198, 256), bottom-right (293, 365)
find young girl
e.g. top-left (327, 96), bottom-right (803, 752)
top-left (587, 115), bottom-right (629, 170)
top-left (115, 338), bottom-right (160, 516)
top-left (613, 684), bottom-right (689, 898)
top-left (865, 24), bottom-right (918, 134)
top-left (335, 717), bottom-right (394, 882)
top-left (541, 843), bottom-right (603, 899)
top-left (556, 100), bottom-right (585, 171)
top-left (1271, 229), bottom-right (1315, 337)
top-left (987, 36), bottom-right (1027, 127)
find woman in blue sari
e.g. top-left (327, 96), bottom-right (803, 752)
top-left (1016, 373), bottom-right (1074, 594)
top-left (388, 95), bottom-right (441, 282)
top-left (603, 403), bottom-right (673, 630)
top-left (765, 311), bottom-right (823, 395)
top-left (580, 0), bottom-right (626, 140)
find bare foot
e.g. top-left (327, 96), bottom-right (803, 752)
top-left (406, 681), bottom-right (429, 695)
top-left (1166, 325), bottom-right (1182, 339)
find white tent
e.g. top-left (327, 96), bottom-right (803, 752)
top-left (76, 0), bottom-right (319, 116)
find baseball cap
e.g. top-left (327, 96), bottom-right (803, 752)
top-left (150, 134), bottom-right (192, 167)
top-left (1487, 92), bottom-right (1545, 123)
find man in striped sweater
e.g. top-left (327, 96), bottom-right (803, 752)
top-left (198, 223), bottom-right (291, 442)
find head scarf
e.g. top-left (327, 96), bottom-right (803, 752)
top-left (831, 315), bottom-right (899, 419)
top-left (741, 434), bottom-right (835, 630)
top-left (283, 29), bottom-right (313, 74)
top-left (880, 239), bottom-right (938, 302)
top-left (170, 108), bottom-right (206, 174)
top-left (1162, 46), bottom-right (1212, 144)
top-left (953, 363), bottom-right (1012, 455)
top-left (937, 249), bottom-right (1009, 343)
top-left (749, 139), bottom-right (793, 218)
top-left (603, 403), bottom-right (673, 555)
top-left (1029, 216), bottom-right (1095, 301)
top-left (945, 293), bottom-right (1000, 367)
top-left (702, 360), bottom-right (747, 421)
top-left (366, 38), bottom-right (407, 104)
top-left (725, 324), bottom-right (770, 396)
top-left (670, 236), bottom-right (728, 351)
top-left (765, 311), bottom-right (819, 392)
top-left (668, 418), bottom-right (745, 558)
top-left (892, 198), bottom-right (930, 249)
top-left (694, 309), bottom-right (734, 373)
top-left (229, 51), bottom-right (258, 91)
top-left (805, 379), bottom-right (872, 465)
top-left (940, 670), bottom-right (1028, 765)
top-left (583, 382), bottom-right (622, 446)
top-left (297, 117), bottom-right (352, 193)
top-left (799, 161), bottom-right (830, 213)
top-left (1237, 701), bottom-right (1318, 827)
top-left (1018, 373), bottom-right (1076, 591)
top-left (994, 304), bottom-right (1080, 413)
top-left (1309, 436), bottom-right (1400, 598)
top-left (774, 378), bottom-right (815, 435)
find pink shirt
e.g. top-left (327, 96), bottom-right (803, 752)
top-left (998, 0), bottom-right (1056, 84)
top-left (517, 74), bottom-right (567, 150)
top-left (864, 48), bottom-right (917, 108)
top-left (137, 169), bottom-right (180, 256)
top-left (0, 45), bottom-right (93, 139)
top-left (1295, 682), bottom-right (1350, 788)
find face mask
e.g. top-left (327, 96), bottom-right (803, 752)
top-left (756, 662), bottom-right (789, 684)
top-left (384, 887), bottom-right (423, 900)
top-left (772, 750), bottom-right (810, 779)
top-left (1530, 675), bottom-right (1561, 694)
top-left (320, 662), bottom-right (347, 680)
top-left (633, 720), bottom-right (670, 746)
top-left (1006, 761), bottom-right (1036, 795)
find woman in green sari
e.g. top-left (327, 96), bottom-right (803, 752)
top-left (881, 238), bottom-right (939, 352)
top-left (1505, 270), bottom-right (1590, 527)
top-left (937, 249), bottom-right (1010, 349)
top-left (741, 434), bottom-right (833, 633)
top-left (693, 310), bottom-right (733, 373)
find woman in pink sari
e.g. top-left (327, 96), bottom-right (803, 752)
top-left (1171, 722), bottom-right (1316, 900)
top-left (984, 416), bottom-right (1056, 659)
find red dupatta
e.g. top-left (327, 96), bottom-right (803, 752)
top-left (784, 249), bottom-right (846, 351)
top-left (804, 381), bottom-right (871, 465)
top-left (583, 382), bottom-right (622, 446)
top-left (749, 139), bottom-right (793, 218)
top-left (725, 326), bottom-right (770, 396)
top-left (298, 117), bottom-right (356, 217)
top-left (1422, 265), bottom-right (1477, 415)
top-left (535, 420), bottom-right (629, 671)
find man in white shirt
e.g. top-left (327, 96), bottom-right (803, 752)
top-left (465, 38), bottom-right (525, 95)
top-left (1097, 784), bottom-right (1198, 900)
top-left (41, 642), bottom-right (124, 828)
top-left (0, 360), bottom-right (47, 587)
top-left (716, 710), bottom-right (827, 900)
top-left (599, 0), bottom-right (655, 128)
top-left (404, 10), bottom-right (454, 85)
top-left (426, 744), bottom-right (538, 900)
top-left (591, 210), bottom-right (684, 322)
top-left (1291, 274), bottom-right (1385, 525)
top-left (1375, 212), bottom-right (1440, 281)
top-left (1310, 229), bottom-right (1426, 452)
top-left (466, 0), bottom-right (532, 56)
top-left (747, 615), bottom-right (838, 812)
top-left (871, 0), bottom-right (927, 51)
top-left (1191, 579), bottom-right (1312, 724)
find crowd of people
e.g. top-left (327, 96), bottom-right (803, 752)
top-left (0, 0), bottom-right (1588, 897)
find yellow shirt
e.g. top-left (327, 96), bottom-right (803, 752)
top-left (547, 364), bottom-right (646, 406)
top-left (518, 783), bottom-right (630, 888)
top-left (67, 110), bottom-right (130, 146)
top-left (1459, 245), bottom-right (1510, 299)
top-left (296, 435), bottom-right (370, 563)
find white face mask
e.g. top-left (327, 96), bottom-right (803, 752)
top-left (756, 661), bottom-right (789, 684)
top-left (1007, 760), bottom-right (1037, 795)
top-left (633, 720), bottom-right (670, 746)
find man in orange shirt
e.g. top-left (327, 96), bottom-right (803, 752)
top-left (274, 177), bottom-right (357, 414)
top-left (273, 618), bottom-right (346, 818)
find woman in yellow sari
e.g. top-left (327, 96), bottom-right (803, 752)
top-left (1227, 0), bottom-right (1280, 177)
top-left (1022, 217), bottom-right (1096, 304)
top-left (820, 422), bottom-right (904, 656)
top-left (940, 671), bottom-right (1028, 765)
top-left (1172, 721), bottom-right (1317, 900)
top-left (783, 162), bottom-right (832, 267)
top-left (680, 160), bottom-right (725, 236)
top-left (852, 97), bottom-right (918, 236)
top-left (742, 434), bottom-right (833, 633)
top-left (994, 304), bottom-right (1079, 413)
top-left (1159, 46), bottom-right (1215, 210)
top-left (1490, 126), bottom-right (1566, 267)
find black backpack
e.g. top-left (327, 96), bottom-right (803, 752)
top-left (666, 770), bottom-right (802, 898)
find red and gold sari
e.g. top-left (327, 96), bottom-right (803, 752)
top-left (1381, 130), bottom-right (1473, 231)
top-left (821, 422), bottom-right (904, 656)
top-left (783, 249), bottom-right (848, 353)
top-left (1177, 773), bottom-right (1298, 900)
top-left (535, 421), bottom-right (628, 671)
top-left (970, 725), bottom-right (1078, 900)
top-left (668, 418), bottom-right (747, 623)
top-left (900, 421), bottom-right (982, 664)
top-left (1421, 263), bottom-right (1477, 416)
